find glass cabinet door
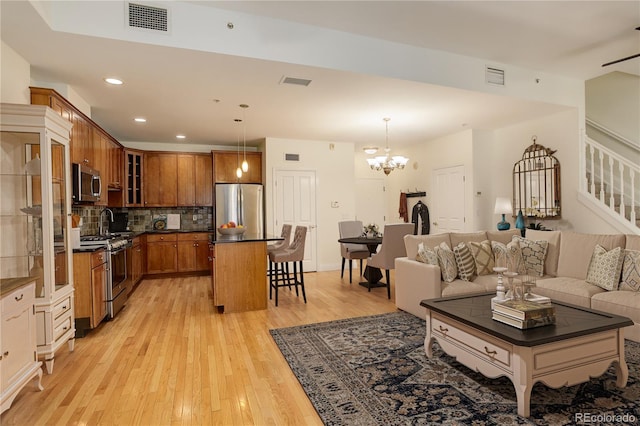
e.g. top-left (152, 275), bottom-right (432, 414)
top-left (50, 139), bottom-right (70, 295)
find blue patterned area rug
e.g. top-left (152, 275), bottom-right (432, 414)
top-left (270, 311), bottom-right (640, 425)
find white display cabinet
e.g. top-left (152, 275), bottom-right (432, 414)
top-left (0, 103), bottom-right (75, 374)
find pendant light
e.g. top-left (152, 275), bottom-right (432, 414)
top-left (366, 117), bottom-right (409, 175)
top-left (239, 104), bottom-right (249, 173)
top-left (234, 118), bottom-right (242, 178)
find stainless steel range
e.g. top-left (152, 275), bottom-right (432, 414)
top-left (79, 234), bottom-right (132, 319)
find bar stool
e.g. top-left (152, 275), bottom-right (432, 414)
top-left (267, 224), bottom-right (292, 255)
top-left (269, 226), bottom-right (307, 306)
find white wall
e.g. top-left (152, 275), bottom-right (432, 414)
top-left (264, 137), bottom-right (356, 271)
top-left (0, 41), bottom-right (30, 104)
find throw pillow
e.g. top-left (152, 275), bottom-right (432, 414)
top-left (491, 240), bottom-right (526, 275)
top-left (620, 249), bottom-right (640, 292)
top-left (468, 240), bottom-right (495, 275)
top-left (416, 242), bottom-right (438, 265)
top-left (453, 242), bottom-right (476, 282)
top-left (512, 236), bottom-right (548, 277)
top-left (435, 242), bottom-right (458, 283)
top-left (586, 244), bottom-right (624, 291)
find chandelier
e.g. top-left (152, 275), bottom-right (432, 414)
top-left (366, 117), bottom-right (408, 175)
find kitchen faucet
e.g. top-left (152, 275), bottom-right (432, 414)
top-left (99, 208), bottom-right (114, 236)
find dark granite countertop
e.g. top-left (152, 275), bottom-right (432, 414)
top-left (210, 233), bottom-right (283, 244)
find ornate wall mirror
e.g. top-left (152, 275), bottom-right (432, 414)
top-left (513, 136), bottom-right (561, 219)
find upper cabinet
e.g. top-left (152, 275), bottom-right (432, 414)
top-left (124, 150), bottom-right (143, 207)
top-left (0, 103), bottom-right (76, 374)
top-left (213, 151), bottom-right (262, 184)
top-left (144, 152), bottom-right (177, 207)
top-left (30, 87), bottom-right (125, 207)
top-left (177, 154), bottom-right (212, 207)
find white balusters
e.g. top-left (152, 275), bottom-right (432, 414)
top-left (631, 169), bottom-right (637, 224)
top-left (619, 162), bottom-right (626, 219)
top-left (609, 156), bottom-right (615, 209)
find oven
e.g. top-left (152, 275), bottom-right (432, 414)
top-left (106, 238), bottom-right (131, 319)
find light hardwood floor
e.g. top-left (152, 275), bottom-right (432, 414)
top-left (1, 270), bottom-right (399, 425)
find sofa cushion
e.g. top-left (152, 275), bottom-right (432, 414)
top-left (474, 274), bottom-right (500, 292)
top-left (487, 229), bottom-right (521, 245)
top-left (591, 291), bottom-right (640, 324)
top-left (620, 249), bottom-right (640, 292)
top-left (512, 235), bottom-right (548, 277)
top-left (585, 245), bottom-right (624, 291)
top-left (533, 277), bottom-right (606, 308)
top-left (525, 230), bottom-right (561, 277)
top-left (404, 234), bottom-right (451, 262)
top-left (416, 242), bottom-right (438, 265)
top-left (468, 240), bottom-right (495, 275)
top-left (450, 231), bottom-right (487, 247)
top-left (441, 280), bottom-right (486, 297)
top-left (626, 234), bottom-right (640, 251)
top-left (453, 242), bottom-right (476, 281)
top-left (435, 242), bottom-right (458, 283)
top-left (556, 232), bottom-right (626, 280)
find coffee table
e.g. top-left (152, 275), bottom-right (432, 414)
top-left (420, 293), bottom-right (633, 417)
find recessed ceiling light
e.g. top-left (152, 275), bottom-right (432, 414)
top-left (363, 147), bottom-right (378, 155)
top-left (134, 117), bottom-right (146, 123)
top-left (176, 134), bottom-right (186, 139)
top-left (104, 77), bottom-right (123, 85)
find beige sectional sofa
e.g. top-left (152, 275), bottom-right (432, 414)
top-left (395, 229), bottom-right (640, 342)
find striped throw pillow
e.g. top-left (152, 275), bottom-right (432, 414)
top-left (453, 242), bottom-right (476, 282)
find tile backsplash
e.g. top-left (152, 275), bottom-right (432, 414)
top-left (72, 206), bottom-right (213, 235)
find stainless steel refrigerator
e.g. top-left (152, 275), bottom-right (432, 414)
top-left (215, 183), bottom-right (264, 236)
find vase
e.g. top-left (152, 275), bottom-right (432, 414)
top-left (515, 209), bottom-right (525, 237)
top-left (366, 231), bottom-right (375, 239)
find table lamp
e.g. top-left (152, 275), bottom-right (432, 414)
top-left (494, 197), bottom-right (512, 230)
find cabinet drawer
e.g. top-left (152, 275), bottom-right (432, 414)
top-left (432, 316), bottom-right (511, 368)
top-left (1, 282), bottom-right (35, 315)
top-left (53, 296), bottom-right (72, 320)
top-left (53, 315), bottom-right (73, 342)
top-left (146, 233), bottom-right (177, 243)
top-left (91, 250), bottom-right (107, 268)
top-left (177, 232), bottom-right (210, 242)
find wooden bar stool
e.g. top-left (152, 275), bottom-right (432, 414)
top-left (268, 226), bottom-right (307, 306)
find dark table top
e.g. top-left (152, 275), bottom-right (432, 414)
top-left (338, 236), bottom-right (382, 245)
top-left (421, 293), bottom-right (634, 347)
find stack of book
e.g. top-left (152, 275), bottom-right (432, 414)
top-left (492, 299), bottom-right (556, 329)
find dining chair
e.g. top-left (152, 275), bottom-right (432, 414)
top-left (268, 225), bottom-right (307, 306)
top-left (338, 220), bottom-right (369, 283)
top-left (366, 223), bottom-right (414, 299)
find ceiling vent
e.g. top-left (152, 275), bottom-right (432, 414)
top-left (127, 2), bottom-right (169, 32)
top-left (485, 66), bottom-right (505, 86)
top-left (280, 76), bottom-right (312, 87)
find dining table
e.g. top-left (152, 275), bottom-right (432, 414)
top-left (337, 236), bottom-right (385, 289)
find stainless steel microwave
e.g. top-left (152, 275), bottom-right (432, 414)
top-left (72, 163), bottom-right (101, 203)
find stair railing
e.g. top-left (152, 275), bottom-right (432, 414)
top-left (580, 132), bottom-right (639, 232)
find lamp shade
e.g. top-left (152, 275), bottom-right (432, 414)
top-left (494, 197), bottom-right (513, 215)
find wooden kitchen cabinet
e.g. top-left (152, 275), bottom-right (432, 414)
top-left (177, 154), bottom-right (213, 207)
top-left (213, 151), bottom-right (262, 183)
top-left (176, 233), bottom-right (210, 272)
top-left (108, 140), bottom-right (123, 190)
top-left (72, 250), bottom-right (107, 337)
top-left (124, 150), bottom-right (143, 207)
top-left (130, 236), bottom-right (145, 288)
top-left (92, 127), bottom-right (108, 206)
top-left (144, 153), bottom-right (177, 207)
top-left (1, 280), bottom-right (43, 414)
top-left (145, 234), bottom-right (178, 274)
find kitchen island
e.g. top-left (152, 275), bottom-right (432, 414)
top-left (209, 233), bottom-right (283, 313)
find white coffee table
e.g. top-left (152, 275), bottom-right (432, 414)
top-left (421, 293), bottom-right (633, 417)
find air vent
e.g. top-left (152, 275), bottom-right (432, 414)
top-left (486, 67), bottom-right (505, 86)
top-left (280, 76), bottom-right (312, 87)
top-left (127, 2), bottom-right (169, 32)
top-left (284, 153), bottom-right (300, 161)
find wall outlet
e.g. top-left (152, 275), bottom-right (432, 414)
top-left (193, 214), bottom-right (197, 221)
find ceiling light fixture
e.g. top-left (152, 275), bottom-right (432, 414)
top-left (104, 77), bottom-right (123, 85)
top-left (366, 118), bottom-right (408, 175)
top-left (176, 134), bottom-right (186, 139)
top-left (234, 118), bottom-right (243, 179)
top-left (239, 104), bottom-right (249, 173)
top-left (363, 147), bottom-right (378, 155)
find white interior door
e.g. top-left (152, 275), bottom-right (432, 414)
top-left (432, 165), bottom-right (466, 233)
top-left (274, 169), bottom-right (317, 272)
top-left (355, 178), bottom-right (386, 228)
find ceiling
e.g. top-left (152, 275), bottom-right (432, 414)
top-left (1, 1), bottom-right (639, 150)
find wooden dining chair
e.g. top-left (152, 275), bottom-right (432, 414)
top-left (366, 223), bottom-right (414, 298)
